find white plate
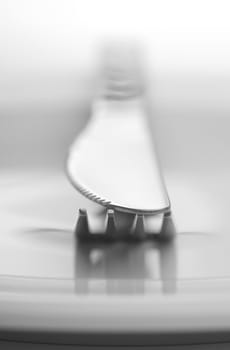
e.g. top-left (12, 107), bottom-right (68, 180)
top-left (1, 169), bottom-right (230, 346)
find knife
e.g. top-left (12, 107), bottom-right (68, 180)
top-left (67, 47), bottom-right (172, 239)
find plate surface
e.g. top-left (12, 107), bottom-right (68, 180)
top-left (1, 167), bottom-right (230, 346)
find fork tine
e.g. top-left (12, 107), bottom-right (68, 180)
top-left (131, 214), bottom-right (146, 240)
top-left (105, 209), bottom-right (117, 238)
top-left (75, 208), bottom-right (89, 239)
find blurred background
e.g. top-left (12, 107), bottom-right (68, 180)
top-left (0, 0), bottom-right (230, 173)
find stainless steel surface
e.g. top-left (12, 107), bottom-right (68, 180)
top-left (67, 98), bottom-right (170, 214)
top-left (67, 49), bottom-right (170, 216)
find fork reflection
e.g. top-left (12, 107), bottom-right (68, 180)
top-left (74, 238), bottom-right (177, 295)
